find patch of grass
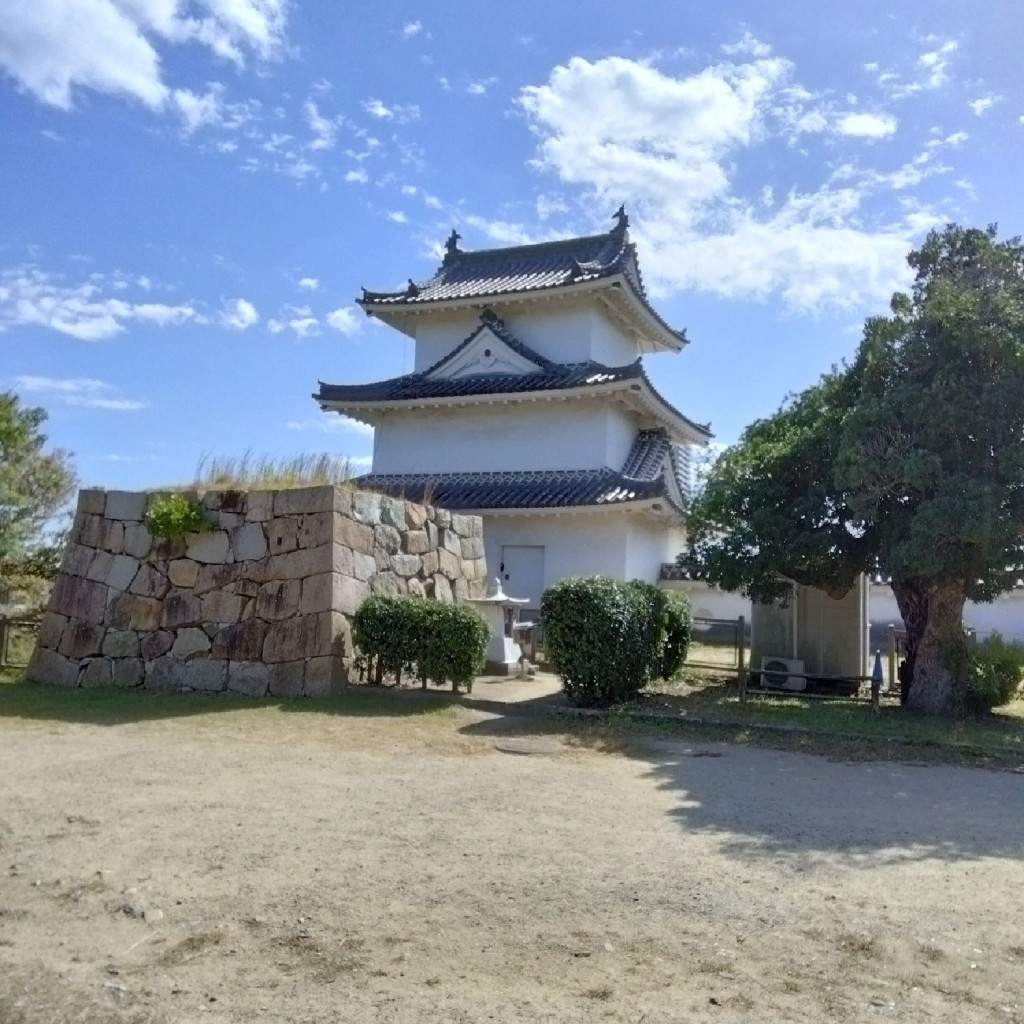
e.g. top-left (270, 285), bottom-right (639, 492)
top-left (0, 674), bottom-right (456, 726)
top-left (194, 451), bottom-right (359, 490)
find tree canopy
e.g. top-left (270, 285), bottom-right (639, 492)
top-left (687, 224), bottom-right (1024, 717)
top-left (0, 393), bottom-right (76, 609)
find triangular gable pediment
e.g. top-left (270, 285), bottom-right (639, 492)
top-left (424, 314), bottom-right (550, 381)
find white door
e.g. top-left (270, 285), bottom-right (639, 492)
top-left (500, 545), bottom-right (545, 614)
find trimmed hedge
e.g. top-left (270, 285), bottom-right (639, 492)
top-left (352, 595), bottom-right (489, 692)
top-left (967, 633), bottom-right (1024, 714)
top-left (542, 576), bottom-right (691, 707)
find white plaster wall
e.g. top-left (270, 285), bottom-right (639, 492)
top-left (870, 584), bottom-right (1024, 641)
top-left (411, 310), bottom-right (484, 371)
top-left (625, 521), bottom-right (682, 582)
top-left (663, 581), bottom-right (752, 623)
top-left (373, 403), bottom-right (638, 475)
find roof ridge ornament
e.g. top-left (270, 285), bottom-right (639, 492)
top-left (611, 204), bottom-right (629, 238)
top-left (405, 279), bottom-right (420, 298)
top-left (442, 228), bottom-right (462, 267)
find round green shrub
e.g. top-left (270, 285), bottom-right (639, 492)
top-left (144, 493), bottom-right (211, 538)
top-left (352, 594), bottom-right (420, 685)
top-left (658, 589), bottom-right (693, 681)
top-left (542, 575), bottom-right (669, 707)
top-left (417, 602), bottom-right (489, 692)
top-left (967, 633), bottom-right (1024, 714)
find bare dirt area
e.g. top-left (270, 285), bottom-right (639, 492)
top-left (1, 692), bottom-right (1023, 1023)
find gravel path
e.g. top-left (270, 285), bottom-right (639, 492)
top-left (1, 700), bottom-right (1022, 1023)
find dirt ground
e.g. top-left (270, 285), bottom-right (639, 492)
top-left (1, 690), bottom-right (1023, 1024)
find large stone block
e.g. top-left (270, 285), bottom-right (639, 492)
top-left (370, 572), bottom-right (401, 596)
top-left (304, 657), bottom-right (342, 697)
top-left (266, 544), bottom-right (332, 581)
top-left (227, 661), bottom-right (270, 697)
top-left (380, 497), bottom-right (405, 529)
top-left (426, 521), bottom-right (439, 548)
top-left (141, 630), bottom-right (174, 661)
top-left (297, 512), bottom-right (333, 549)
top-left (403, 530), bottom-right (429, 555)
top-left (80, 658), bottom-right (112, 688)
top-left (374, 523), bottom-right (401, 555)
top-left (421, 550), bottom-right (439, 577)
top-left (407, 578), bottom-right (426, 598)
top-left (438, 547), bottom-right (462, 580)
top-left (162, 589), bottom-right (202, 629)
top-left (85, 550), bottom-right (113, 584)
top-left (100, 519), bottom-right (125, 554)
top-left (351, 491), bottom-right (381, 525)
top-left (111, 658), bottom-right (144, 688)
top-left (351, 551), bottom-right (376, 582)
top-left (274, 486), bottom-right (334, 516)
top-left (434, 507), bottom-right (451, 528)
top-left (123, 523), bottom-right (152, 559)
top-left (58, 619), bottom-right (105, 658)
top-left (27, 647), bottom-right (79, 688)
top-left (172, 627), bottom-right (211, 660)
top-left (262, 615), bottom-right (325, 663)
top-left (268, 660), bottom-right (304, 698)
top-left (151, 535), bottom-right (187, 561)
top-left (105, 490), bottom-right (147, 521)
top-left (201, 590), bottom-right (242, 623)
top-left (299, 573), bottom-right (336, 615)
top-left (61, 544), bottom-right (94, 578)
top-left (433, 574), bottom-right (453, 604)
top-left (333, 543), bottom-right (354, 578)
top-left (232, 522), bottom-right (268, 561)
top-left (245, 490), bottom-right (275, 522)
top-left (460, 536), bottom-right (485, 560)
top-left (336, 576), bottom-right (370, 616)
top-left (129, 564), bottom-right (169, 600)
top-left (105, 554), bottom-right (141, 592)
top-left (467, 515), bottom-right (483, 539)
top-left (186, 530), bottom-right (231, 564)
top-left (108, 593), bottom-right (162, 631)
top-left (77, 489), bottom-right (106, 515)
top-left (144, 656), bottom-right (184, 691)
top-left (405, 502), bottom-right (428, 529)
top-left (51, 575), bottom-right (109, 624)
top-left (203, 489), bottom-right (247, 515)
top-left (256, 578), bottom-right (302, 621)
top-left (213, 619), bottom-right (267, 661)
top-left (168, 559), bottom-right (199, 589)
top-left (38, 612), bottom-right (67, 650)
top-left (439, 527), bottom-right (461, 555)
top-left (103, 630), bottom-right (140, 658)
top-left (185, 660), bottom-right (227, 692)
top-left (392, 554), bottom-right (422, 578)
top-left (470, 557), bottom-right (488, 581)
top-left (215, 512), bottom-right (244, 530)
top-left (194, 562), bottom-right (237, 595)
top-left (266, 516), bottom-right (300, 554)
top-left (78, 514), bottom-right (105, 548)
top-left (335, 516), bottom-right (375, 554)
top-left (453, 577), bottom-right (470, 602)
top-left (450, 514), bottom-right (474, 537)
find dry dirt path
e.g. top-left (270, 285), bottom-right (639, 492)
top-left (1, 700), bottom-right (1022, 1023)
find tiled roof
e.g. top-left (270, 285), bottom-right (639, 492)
top-left (621, 429), bottom-right (672, 480)
top-left (356, 468), bottom-right (684, 514)
top-left (316, 359), bottom-right (640, 404)
top-left (357, 209), bottom-right (686, 346)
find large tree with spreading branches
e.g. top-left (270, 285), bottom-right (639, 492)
top-left (687, 224), bottom-right (1024, 717)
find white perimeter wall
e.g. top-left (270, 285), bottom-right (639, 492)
top-left (870, 584), bottom-right (1024, 641)
top-left (373, 403), bottom-right (639, 475)
top-left (409, 297), bottom-right (640, 370)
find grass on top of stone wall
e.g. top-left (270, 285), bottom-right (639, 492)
top-left (193, 452), bottom-right (360, 490)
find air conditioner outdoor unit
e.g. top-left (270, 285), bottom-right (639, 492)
top-left (759, 657), bottom-right (807, 691)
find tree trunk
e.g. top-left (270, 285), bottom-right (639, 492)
top-left (890, 579), bottom-right (928, 706)
top-left (904, 584), bottom-right (969, 717)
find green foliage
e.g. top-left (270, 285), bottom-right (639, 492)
top-left (542, 576), bottom-right (674, 707)
top-left (144, 493), bottom-right (211, 538)
top-left (967, 633), bottom-right (1024, 714)
top-left (658, 590), bottom-right (693, 680)
top-left (352, 595), bottom-right (488, 692)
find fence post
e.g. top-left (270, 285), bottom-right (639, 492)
top-left (0, 619), bottom-right (9, 669)
top-left (886, 624), bottom-right (897, 693)
top-left (737, 615), bottom-right (747, 703)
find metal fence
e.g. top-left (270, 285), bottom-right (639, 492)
top-left (0, 618), bottom-right (40, 670)
top-left (683, 615), bottom-right (748, 676)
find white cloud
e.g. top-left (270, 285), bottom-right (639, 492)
top-left (268, 311), bottom-right (319, 337)
top-left (386, 211), bottom-right (408, 224)
top-left (326, 306), bottom-right (362, 336)
top-left (721, 32), bottom-right (771, 58)
top-left (362, 98), bottom-right (419, 122)
top-left (14, 375), bottom-right (147, 411)
top-left (219, 297), bottom-right (259, 329)
top-left (285, 416), bottom-right (373, 437)
top-left (917, 40), bottom-right (958, 89)
top-left (467, 77), bottom-right (498, 96)
top-left (303, 98), bottom-right (342, 150)
top-left (969, 95), bottom-right (1000, 117)
top-left (0, 0), bottom-right (288, 112)
top-left (298, 277), bottom-right (318, 291)
top-left (835, 112), bottom-right (897, 138)
top-left (0, 266), bottom-right (201, 340)
top-left (402, 21), bottom-right (422, 38)
top-left (344, 168), bottom-right (369, 184)
top-left (518, 55), bottom-right (938, 312)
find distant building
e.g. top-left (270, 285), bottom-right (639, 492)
top-left (315, 210), bottom-right (710, 614)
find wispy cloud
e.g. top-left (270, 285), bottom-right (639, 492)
top-left (326, 306), bottom-right (362, 336)
top-left (467, 77), bottom-right (498, 96)
top-left (721, 32), bottom-right (772, 58)
top-left (285, 416), bottom-right (373, 437)
top-left (969, 94), bottom-right (1000, 117)
top-left (362, 98), bottom-right (420, 122)
top-left (14, 376), bottom-right (148, 411)
top-left (402, 21), bottom-right (422, 38)
top-left (298, 277), bottom-right (318, 291)
top-left (834, 112), bottom-right (897, 139)
top-left (219, 297), bottom-right (259, 329)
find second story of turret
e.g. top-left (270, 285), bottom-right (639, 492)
top-left (356, 208), bottom-right (686, 370)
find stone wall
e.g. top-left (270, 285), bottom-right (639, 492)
top-left (27, 486), bottom-right (486, 696)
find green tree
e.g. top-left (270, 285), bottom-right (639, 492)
top-left (687, 224), bottom-right (1024, 717)
top-left (0, 393), bottom-right (76, 608)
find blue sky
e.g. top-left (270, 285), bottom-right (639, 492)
top-left (2, 0), bottom-right (1022, 490)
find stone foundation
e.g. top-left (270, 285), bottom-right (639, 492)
top-left (27, 486), bottom-right (486, 696)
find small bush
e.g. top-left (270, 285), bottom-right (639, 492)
top-left (144, 493), bottom-right (211, 538)
top-left (967, 633), bottom-right (1024, 713)
top-left (352, 595), bottom-right (488, 692)
top-left (658, 590), bottom-right (693, 680)
top-left (542, 576), bottom-right (671, 707)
